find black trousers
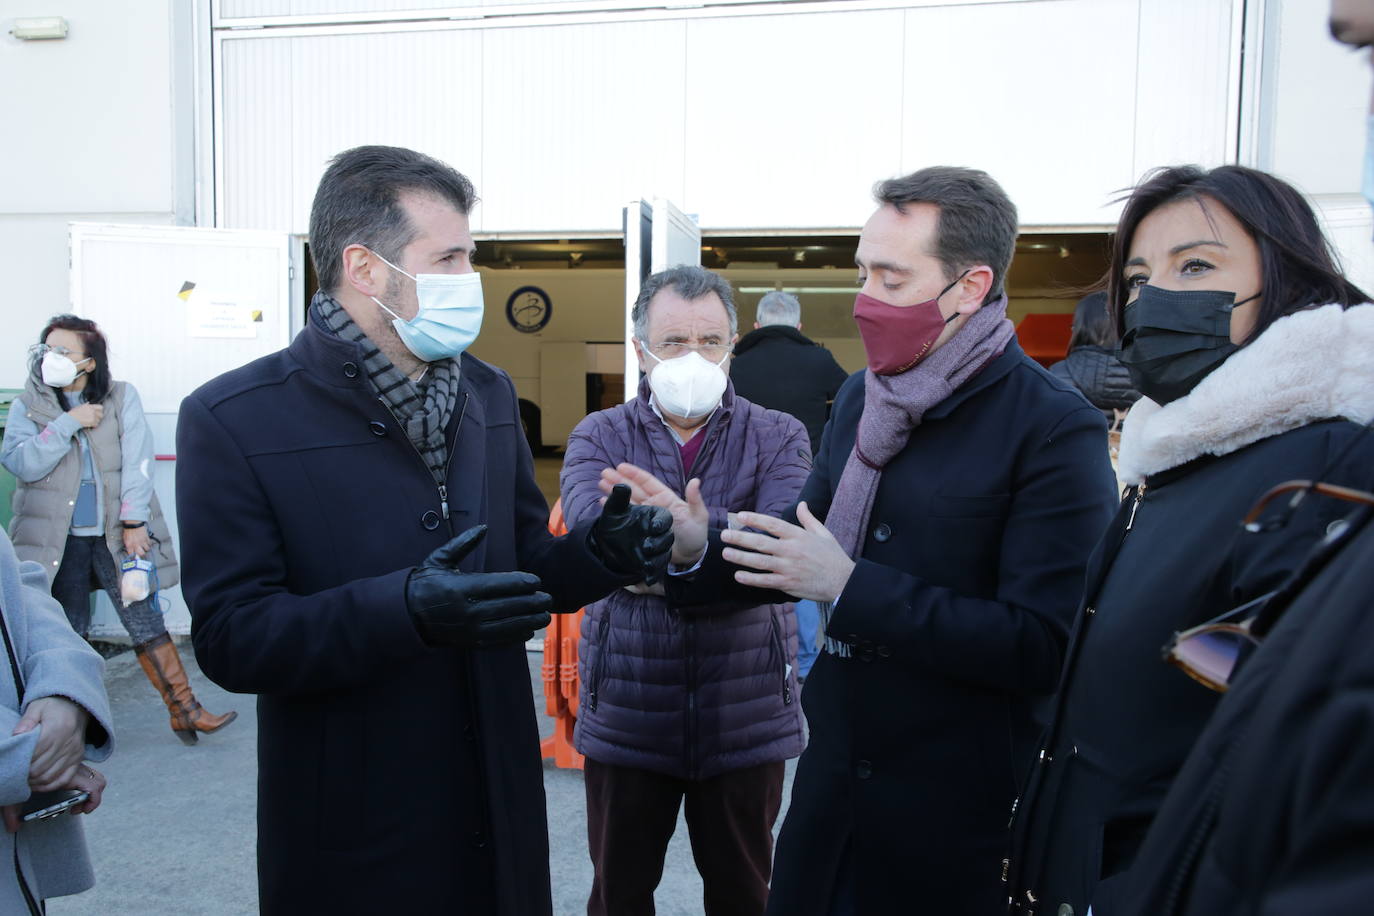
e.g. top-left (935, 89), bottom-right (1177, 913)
top-left (584, 758), bottom-right (785, 916)
top-left (50, 534), bottom-right (166, 645)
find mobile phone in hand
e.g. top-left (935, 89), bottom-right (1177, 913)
top-left (20, 789), bottom-right (90, 822)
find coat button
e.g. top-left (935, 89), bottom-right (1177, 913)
top-left (421, 511), bottom-right (440, 530)
top-left (68, 500), bottom-right (75, 507)
top-left (342, 362), bottom-right (359, 378)
top-left (473, 831), bottom-right (487, 848)
top-left (876, 645), bottom-right (891, 658)
top-left (369, 420), bottom-right (387, 437)
top-left (855, 760), bottom-right (873, 779)
top-left (1057, 905), bottom-right (1074, 916)
top-left (872, 523), bottom-right (892, 543)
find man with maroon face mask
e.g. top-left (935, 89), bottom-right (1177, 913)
top-left (610, 167), bottom-right (1119, 914)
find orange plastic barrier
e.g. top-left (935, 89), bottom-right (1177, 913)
top-left (540, 499), bottom-right (586, 770)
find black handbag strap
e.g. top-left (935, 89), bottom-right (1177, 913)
top-left (0, 599), bottom-right (25, 696)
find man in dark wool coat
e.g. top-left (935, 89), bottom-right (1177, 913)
top-left (175, 145), bottom-right (672, 916)
top-left (608, 167), bottom-right (1118, 914)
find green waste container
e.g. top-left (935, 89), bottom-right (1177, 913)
top-left (0, 389), bottom-right (21, 532)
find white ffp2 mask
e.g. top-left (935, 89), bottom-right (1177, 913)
top-left (641, 346), bottom-right (729, 420)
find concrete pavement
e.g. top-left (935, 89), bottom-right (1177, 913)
top-left (47, 642), bottom-right (797, 915)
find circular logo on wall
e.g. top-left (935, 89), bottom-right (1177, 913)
top-left (506, 286), bottom-right (552, 334)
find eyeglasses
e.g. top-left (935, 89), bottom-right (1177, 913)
top-left (1163, 478), bottom-right (1374, 693)
top-left (1241, 479), bottom-right (1374, 533)
top-left (644, 341), bottom-right (732, 360)
top-left (1163, 590), bottom-right (1274, 692)
top-left (29, 343), bottom-right (88, 361)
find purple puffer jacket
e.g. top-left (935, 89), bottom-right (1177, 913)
top-left (561, 380), bottom-right (811, 780)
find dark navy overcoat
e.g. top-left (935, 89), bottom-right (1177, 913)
top-left (176, 317), bottom-right (627, 915)
top-left (673, 340), bottom-right (1119, 914)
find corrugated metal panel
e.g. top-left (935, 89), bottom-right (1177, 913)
top-left (220, 37), bottom-right (295, 230)
top-left (219, 1), bottom-right (466, 16)
top-left (216, 0), bottom-right (798, 20)
top-left (1132, 0), bottom-right (1236, 182)
top-left (480, 20), bottom-right (687, 231)
top-left (901, 0), bottom-right (1140, 227)
top-left (1265, 0), bottom-right (1366, 196)
top-left (220, 29), bottom-right (484, 232)
top-left (217, 0), bottom-right (1244, 232)
top-left (682, 9), bottom-right (906, 230)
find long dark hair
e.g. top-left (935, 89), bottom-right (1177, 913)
top-left (1067, 291), bottom-right (1114, 351)
top-left (34, 314), bottom-right (112, 406)
top-left (1107, 165), bottom-right (1370, 345)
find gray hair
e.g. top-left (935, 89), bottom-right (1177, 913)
top-left (874, 166), bottom-right (1018, 305)
top-left (309, 145), bottom-right (478, 294)
top-left (631, 265), bottom-right (738, 341)
top-left (755, 291), bottom-right (801, 327)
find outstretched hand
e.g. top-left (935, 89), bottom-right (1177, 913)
top-left (718, 501), bottom-right (855, 602)
top-left (598, 463), bottom-right (708, 567)
top-left (590, 484), bottom-right (675, 584)
top-left (406, 525), bottom-right (553, 648)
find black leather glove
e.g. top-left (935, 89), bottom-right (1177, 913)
top-left (406, 525), bottom-right (553, 647)
top-left (589, 484), bottom-right (675, 584)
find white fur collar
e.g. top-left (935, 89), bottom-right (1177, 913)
top-left (1117, 303), bottom-right (1374, 485)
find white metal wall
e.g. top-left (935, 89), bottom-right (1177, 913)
top-left (213, 0), bottom-right (1242, 234)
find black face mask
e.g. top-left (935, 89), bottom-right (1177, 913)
top-left (1117, 285), bottom-right (1260, 405)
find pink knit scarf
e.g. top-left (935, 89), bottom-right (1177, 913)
top-left (818, 296), bottom-right (1014, 656)
top-left (828, 296), bottom-right (1015, 560)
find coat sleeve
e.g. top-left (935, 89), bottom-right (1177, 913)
top-left (115, 384), bottom-right (156, 522)
top-left (827, 404), bottom-right (1118, 694)
top-left (178, 392), bottom-right (430, 696)
top-left (15, 559), bottom-right (114, 762)
top-left (0, 398), bottom-right (80, 484)
top-left (501, 374), bottom-right (630, 612)
top-left (560, 413), bottom-right (617, 531)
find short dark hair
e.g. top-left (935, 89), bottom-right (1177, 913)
top-left (35, 314), bottom-right (112, 406)
top-left (309, 145), bottom-right (478, 294)
top-left (1108, 165), bottom-right (1370, 345)
top-left (873, 166), bottom-right (1019, 305)
top-left (632, 265), bottom-right (738, 340)
top-left (1068, 291), bottom-right (1114, 351)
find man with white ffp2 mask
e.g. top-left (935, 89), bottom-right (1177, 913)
top-left (560, 265), bottom-right (810, 916)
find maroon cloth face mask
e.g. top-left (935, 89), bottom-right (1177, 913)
top-left (853, 270), bottom-right (967, 375)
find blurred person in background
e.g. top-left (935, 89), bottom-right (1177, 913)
top-left (731, 290), bottom-right (850, 685)
top-left (1, 315), bottom-right (235, 746)
top-left (1048, 291), bottom-right (1141, 424)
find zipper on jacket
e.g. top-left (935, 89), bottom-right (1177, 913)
top-left (376, 392), bottom-right (469, 530)
top-left (685, 617), bottom-right (699, 780)
top-left (1125, 482), bottom-right (1147, 531)
top-left (770, 614), bottom-right (793, 705)
top-left (588, 611), bottom-right (612, 712)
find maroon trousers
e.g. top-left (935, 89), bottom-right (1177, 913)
top-left (584, 758), bottom-right (786, 916)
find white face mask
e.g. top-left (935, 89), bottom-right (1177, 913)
top-left (641, 345), bottom-right (729, 420)
top-left (40, 350), bottom-right (89, 388)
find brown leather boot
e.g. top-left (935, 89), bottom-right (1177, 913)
top-left (135, 633), bottom-right (238, 745)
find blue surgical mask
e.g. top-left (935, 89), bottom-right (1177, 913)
top-left (1364, 114), bottom-right (1374, 238)
top-left (370, 252), bottom-right (484, 362)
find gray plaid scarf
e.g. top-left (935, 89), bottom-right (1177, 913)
top-left (313, 291), bottom-right (460, 482)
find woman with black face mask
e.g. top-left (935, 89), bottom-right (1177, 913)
top-left (1004, 164), bottom-right (1374, 916)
